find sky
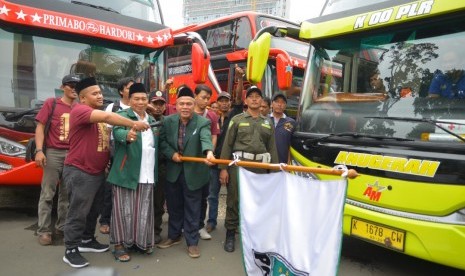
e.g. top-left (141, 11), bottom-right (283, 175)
top-left (159, 0), bottom-right (326, 28)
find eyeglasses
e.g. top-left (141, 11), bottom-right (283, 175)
top-left (65, 83), bottom-right (76, 89)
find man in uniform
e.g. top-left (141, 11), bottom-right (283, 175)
top-left (146, 90), bottom-right (167, 244)
top-left (270, 93), bottom-right (296, 164)
top-left (219, 86), bottom-right (278, 253)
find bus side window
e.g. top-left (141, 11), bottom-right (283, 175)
top-left (234, 17), bottom-right (252, 50)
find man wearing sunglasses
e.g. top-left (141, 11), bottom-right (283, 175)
top-left (35, 74), bottom-right (80, 246)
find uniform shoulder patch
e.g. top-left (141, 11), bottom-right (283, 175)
top-left (228, 120), bottom-right (234, 129)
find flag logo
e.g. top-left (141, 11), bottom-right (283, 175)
top-left (253, 250), bottom-right (309, 276)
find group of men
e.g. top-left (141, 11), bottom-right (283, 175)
top-left (34, 64), bottom-right (296, 268)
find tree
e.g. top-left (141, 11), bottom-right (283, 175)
top-left (384, 42), bottom-right (438, 95)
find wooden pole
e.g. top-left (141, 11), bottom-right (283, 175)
top-left (179, 156), bottom-right (358, 179)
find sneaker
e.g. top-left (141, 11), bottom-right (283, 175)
top-left (78, 238), bottom-right (109, 253)
top-left (157, 236), bottom-right (182, 249)
top-left (38, 233), bottom-right (52, 246)
top-left (199, 228), bottom-right (211, 240)
top-left (187, 245), bottom-right (201, 258)
top-left (63, 247), bottom-right (89, 268)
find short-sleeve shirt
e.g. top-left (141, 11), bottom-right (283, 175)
top-left (215, 104), bottom-right (243, 157)
top-left (219, 111), bottom-right (278, 169)
top-left (196, 109), bottom-right (220, 136)
top-left (166, 104), bottom-right (177, 115)
top-left (35, 97), bottom-right (74, 150)
top-left (64, 104), bottom-right (111, 175)
top-left (428, 71), bottom-right (465, 99)
top-left (105, 100), bottom-right (130, 136)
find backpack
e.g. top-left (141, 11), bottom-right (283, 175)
top-left (111, 100), bottom-right (121, 112)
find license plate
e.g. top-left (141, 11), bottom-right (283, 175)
top-left (350, 217), bottom-right (405, 252)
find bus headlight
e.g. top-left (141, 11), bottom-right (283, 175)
top-left (290, 159), bottom-right (319, 180)
top-left (0, 137), bottom-right (26, 157)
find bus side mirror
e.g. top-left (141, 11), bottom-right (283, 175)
top-left (276, 53), bottom-right (293, 90)
top-left (191, 42), bottom-right (210, 83)
top-left (247, 32), bottom-right (271, 83)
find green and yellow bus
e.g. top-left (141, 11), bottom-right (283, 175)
top-left (247, 0), bottom-right (465, 270)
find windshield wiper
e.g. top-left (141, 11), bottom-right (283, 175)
top-left (365, 116), bottom-right (465, 143)
top-left (71, 1), bottom-right (120, 14)
top-left (4, 108), bottom-right (40, 121)
top-left (304, 132), bottom-right (414, 147)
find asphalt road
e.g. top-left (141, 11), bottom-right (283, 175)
top-left (0, 187), bottom-right (463, 276)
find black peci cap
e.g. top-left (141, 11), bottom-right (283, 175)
top-left (128, 83), bottom-right (147, 97)
top-left (176, 86), bottom-right (194, 98)
top-left (75, 77), bottom-right (97, 94)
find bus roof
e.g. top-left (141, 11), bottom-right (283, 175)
top-left (177, 11), bottom-right (299, 34)
top-left (0, 0), bottom-right (173, 48)
top-left (300, 0), bottom-right (465, 41)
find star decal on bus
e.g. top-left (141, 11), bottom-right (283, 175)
top-left (146, 35), bottom-right (154, 43)
top-left (157, 34), bottom-right (163, 43)
top-left (136, 33), bottom-right (144, 41)
top-left (31, 13), bottom-right (42, 23)
top-left (0, 4), bottom-right (10, 15)
top-left (15, 9), bottom-right (26, 20)
top-left (285, 64), bottom-right (292, 72)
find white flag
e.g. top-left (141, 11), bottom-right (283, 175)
top-left (239, 167), bottom-right (347, 276)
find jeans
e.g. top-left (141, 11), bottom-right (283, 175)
top-left (199, 181), bottom-right (209, 229)
top-left (37, 148), bottom-right (69, 234)
top-left (63, 165), bottom-right (105, 248)
top-left (206, 167), bottom-right (220, 228)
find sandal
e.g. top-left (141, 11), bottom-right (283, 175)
top-left (143, 247), bottom-right (154, 255)
top-left (131, 245), bottom-right (154, 255)
top-left (99, 224), bottom-right (110, 234)
top-left (113, 245), bottom-right (131, 262)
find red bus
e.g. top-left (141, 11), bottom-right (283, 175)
top-left (168, 11), bottom-right (309, 115)
top-left (0, 0), bottom-right (210, 186)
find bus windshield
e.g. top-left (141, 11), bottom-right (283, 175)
top-left (299, 17), bottom-right (465, 143)
top-left (65, 0), bottom-right (162, 23)
top-left (0, 27), bottom-right (164, 132)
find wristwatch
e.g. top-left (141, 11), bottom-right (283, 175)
top-left (34, 149), bottom-right (43, 154)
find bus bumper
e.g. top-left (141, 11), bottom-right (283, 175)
top-left (343, 203), bottom-right (465, 270)
top-left (0, 155), bottom-right (42, 186)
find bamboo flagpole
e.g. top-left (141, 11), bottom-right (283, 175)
top-left (179, 156), bottom-right (358, 179)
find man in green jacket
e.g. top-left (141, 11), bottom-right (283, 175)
top-left (106, 83), bottom-right (158, 261)
top-left (158, 86), bottom-right (215, 258)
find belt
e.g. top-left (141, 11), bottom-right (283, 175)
top-left (234, 151), bottom-right (270, 163)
